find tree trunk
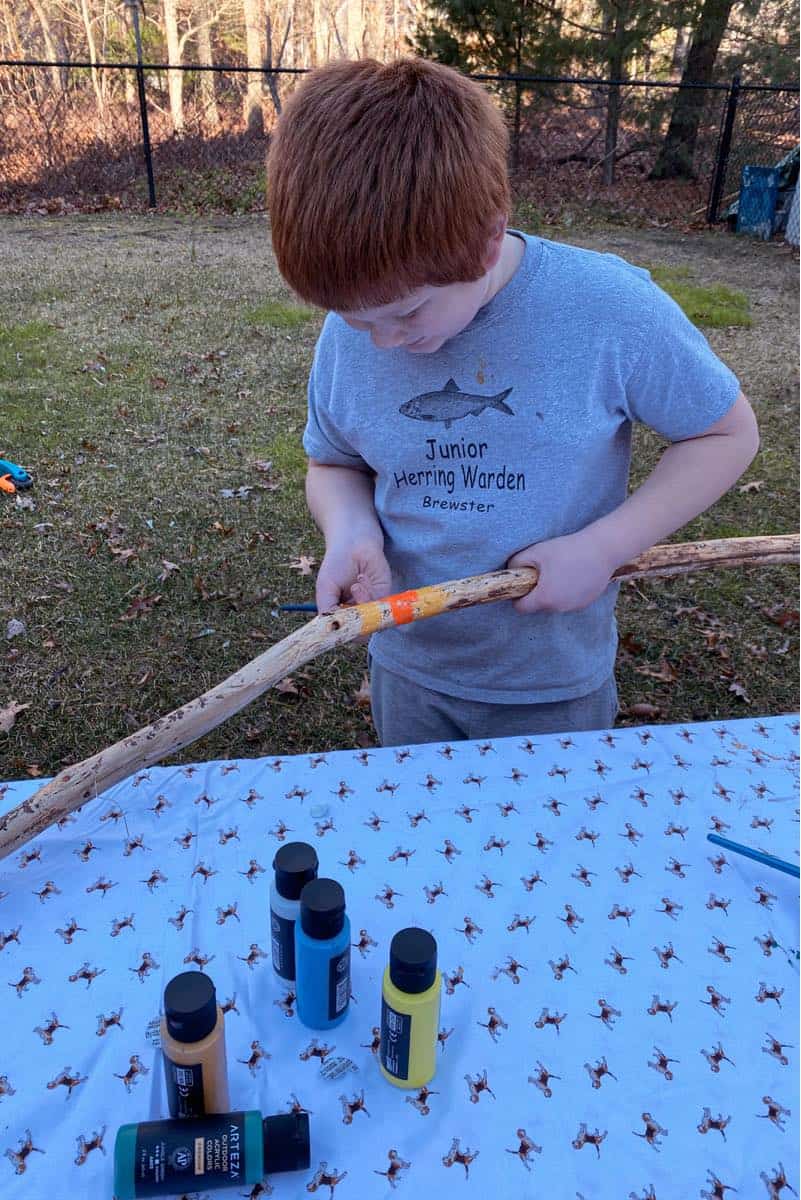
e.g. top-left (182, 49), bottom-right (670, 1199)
top-left (244, 0), bottom-right (264, 133)
top-left (121, 2), bottom-right (136, 107)
top-left (602, 3), bottom-right (627, 187)
top-left (313, 0), bottom-right (329, 63)
top-left (197, 0), bottom-right (221, 132)
top-left (78, 0), bottom-right (105, 120)
top-left (163, 0), bottom-right (185, 134)
top-left (670, 25), bottom-right (690, 78)
top-left (346, 0), bottom-right (365, 58)
top-left (30, 0), bottom-right (63, 93)
top-left (651, 0), bottom-right (736, 180)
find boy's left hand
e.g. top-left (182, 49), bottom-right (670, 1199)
top-left (507, 529), bottom-right (618, 615)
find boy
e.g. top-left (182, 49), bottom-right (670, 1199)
top-left (267, 57), bottom-right (759, 746)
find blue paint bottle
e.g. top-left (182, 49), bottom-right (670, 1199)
top-left (295, 878), bottom-right (351, 1030)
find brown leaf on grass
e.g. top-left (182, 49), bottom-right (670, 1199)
top-left (158, 560), bottom-right (180, 582)
top-left (737, 479), bottom-right (765, 493)
top-left (352, 673), bottom-right (372, 709)
top-left (744, 642), bottom-right (769, 661)
top-left (209, 521), bottom-right (234, 536)
top-left (120, 594), bottom-right (162, 621)
top-left (26, 763), bottom-right (43, 777)
top-left (634, 658), bottom-right (678, 684)
top-left (150, 376), bottom-right (168, 389)
top-left (110, 545), bottom-right (137, 565)
top-left (249, 629), bottom-right (268, 642)
top-left (252, 460), bottom-right (273, 475)
top-left (288, 555), bottom-right (318, 576)
top-left (248, 531), bottom-right (275, 548)
top-left (0, 700), bottom-right (30, 733)
top-left (624, 702), bottom-right (663, 719)
top-left (763, 605), bottom-right (799, 629)
top-left (275, 676), bottom-right (299, 695)
top-left (619, 631), bottom-right (645, 656)
top-left (137, 670), bottom-right (152, 686)
top-left (194, 576), bottom-right (211, 600)
top-left (728, 680), bottom-right (751, 703)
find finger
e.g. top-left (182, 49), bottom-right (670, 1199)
top-left (316, 576), bottom-right (344, 612)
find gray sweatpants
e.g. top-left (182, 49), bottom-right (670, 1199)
top-left (370, 659), bottom-right (618, 747)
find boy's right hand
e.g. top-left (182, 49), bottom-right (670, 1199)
top-left (315, 538), bottom-right (393, 612)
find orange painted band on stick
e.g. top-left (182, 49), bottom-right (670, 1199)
top-left (386, 589), bottom-right (421, 625)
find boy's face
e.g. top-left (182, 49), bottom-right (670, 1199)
top-left (337, 277), bottom-right (490, 355)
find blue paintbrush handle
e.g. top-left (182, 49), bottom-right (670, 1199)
top-left (707, 833), bottom-right (800, 879)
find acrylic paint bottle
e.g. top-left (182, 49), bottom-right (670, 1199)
top-left (113, 1109), bottom-right (311, 1198)
top-left (160, 971), bottom-right (230, 1118)
top-left (270, 841), bottom-right (319, 982)
top-left (380, 927), bottom-right (441, 1089)
top-left (295, 877), bottom-right (351, 1029)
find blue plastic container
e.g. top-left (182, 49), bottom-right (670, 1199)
top-left (295, 878), bottom-right (351, 1030)
top-left (737, 165), bottom-right (780, 240)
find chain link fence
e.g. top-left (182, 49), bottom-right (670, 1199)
top-left (0, 58), bottom-right (797, 232)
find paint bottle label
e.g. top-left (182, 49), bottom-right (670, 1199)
top-left (328, 947), bottom-right (351, 1020)
top-left (165, 1061), bottom-right (205, 1119)
top-left (379, 998), bottom-right (411, 1080)
top-left (271, 911), bottom-right (296, 979)
top-left (132, 1111), bottom-right (246, 1195)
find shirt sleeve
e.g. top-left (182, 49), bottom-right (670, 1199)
top-left (621, 278), bottom-right (742, 441)
top-left (302, 328), bottom-right (369, 468)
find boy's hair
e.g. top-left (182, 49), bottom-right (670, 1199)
top-left (267, 57), bottom-right (510, 311)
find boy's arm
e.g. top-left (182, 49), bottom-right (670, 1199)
top-left (509, 392), bottom-right (760, 614)
top-left (306, 460), bottom-right (392, 610)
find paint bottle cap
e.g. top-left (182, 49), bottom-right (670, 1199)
top-left (299, 878), bottom-right (346, 940)
top-left (273, 841), bottom-right (319, 901)
top-left (163, 971), bottom-right (218, 1042)
top-left (389, 928), bottom-right (438, 994)
top-left (262, 1111), bottom-right (311, 1174)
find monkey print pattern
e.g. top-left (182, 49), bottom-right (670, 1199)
top-left (0, 715), bottom-right (797, 1198)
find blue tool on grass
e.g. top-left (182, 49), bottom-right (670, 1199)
top-left (0, 457), bottom-right (33, 489)
top-left (707, 832), bottom-right (799, 879)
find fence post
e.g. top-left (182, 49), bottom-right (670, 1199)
top-left (126, 0), bottom-right (156, 208)
top-left (706, 74), bottom-right (740, 225)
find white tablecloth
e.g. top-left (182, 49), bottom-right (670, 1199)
top-left (1, 715), bottom-right (798, 1199)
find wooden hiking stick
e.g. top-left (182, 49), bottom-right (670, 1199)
top-left (1, 533), bottom-right (796, 860)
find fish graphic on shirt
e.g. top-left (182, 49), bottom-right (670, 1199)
top-left (400, 378), bottom-right (514, 428)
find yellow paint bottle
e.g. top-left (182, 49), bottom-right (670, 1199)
top-left (379, 928), bottom-right (441, 1089)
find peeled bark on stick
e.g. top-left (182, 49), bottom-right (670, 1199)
top-left (0, 534), bottom-right (796, 860)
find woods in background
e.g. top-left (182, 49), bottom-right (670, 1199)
top-left (0, 1), bottom-right (797, 215)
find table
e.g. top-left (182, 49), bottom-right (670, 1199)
top-left (1, 715), bottom-right (798, 1199)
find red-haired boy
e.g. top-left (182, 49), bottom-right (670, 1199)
top-left (267, 58), bottom-right (758, 746)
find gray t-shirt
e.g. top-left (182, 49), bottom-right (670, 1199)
top-left (303, 233), bottom-right (740, 703)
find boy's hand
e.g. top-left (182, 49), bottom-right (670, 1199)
top-left (315, 538), bottom-right (393, 613)
top-left (507, 529), bottom-right (617, 615)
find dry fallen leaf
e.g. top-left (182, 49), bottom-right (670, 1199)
top-left (763, 605), bottom-right (799, 629)
top-left (634, 659), bottom-right (678, 684)
top-left (619, 631), bottom-right (645, 656)
top-left (25, 763), bottom-right (43, 777)
top-left (275, 676), bottom-right (299, 695)
top-left (624, 702), bottom-right (663, 719)
top-left (110, 546), bottom-right (137, 565)
top-left (288, 555), bottom-right (318, 576)
top-left (158, 560), bottom-right (180, 582)
top-left (120, 594), bottom-right (162, 621)
top-left (6, 619), bottom-right (26, 640)
top-left (352, 673), bottom-right (372, 709)
top-left (737, 480), bottom-right (765, 493)
top-left (0, 699), bottom-right (30, 733)
top-left (209, 521), bottom-right (234, 536)
top-left (728, 680), bottom-right (751, 704)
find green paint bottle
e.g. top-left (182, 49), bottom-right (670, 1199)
top-left (113, 1110), bottom-right (310, 1198)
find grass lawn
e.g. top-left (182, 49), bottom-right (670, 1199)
top-left (0, 214), bottom-right (798, 779)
